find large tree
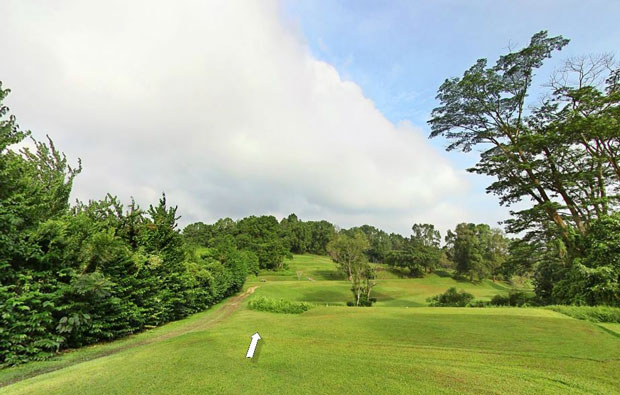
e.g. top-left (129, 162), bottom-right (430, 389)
top-left (428, 31), bottom-right (620, 303)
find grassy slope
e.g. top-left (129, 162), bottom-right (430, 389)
top-left (252, 255), bottom-right (514, 307)
top-left (2, 255), bottom-right (619, 394)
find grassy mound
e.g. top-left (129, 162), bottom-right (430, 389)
top-left (248, 296), bottom-right (313, 314)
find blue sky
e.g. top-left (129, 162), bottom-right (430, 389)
top-left (280, 0), bottom-right (620, 231)
top-left (283, 0), bottom-right (620, 131)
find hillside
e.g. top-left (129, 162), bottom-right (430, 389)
top-left (1, 255), bottom-right (618, 394)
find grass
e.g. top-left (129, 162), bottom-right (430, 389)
top-left (3, 306), bottom-right (618, 394)
top-left (250, 255), bottom-right (516, 307)
top-left (0, 301), bottom-right (228, 387)
top-left (254, 254), bottom-right (345, 281)
top-left (2, 254), bottom-right (619, 394)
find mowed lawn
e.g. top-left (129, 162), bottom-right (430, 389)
top-left (2, 255), bottom-right (619, 394)
top-left (251, 254), bottom-right (515, 307)
top-left (3, 307), bottom-right (619, 394)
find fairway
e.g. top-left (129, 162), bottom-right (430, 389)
top-left (253, 255), bottom-right (516, 307)
top-left (2, 255), bottom-right (619, 394)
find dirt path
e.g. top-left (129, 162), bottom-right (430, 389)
top-left (0, 286), bottom-right (258, 388)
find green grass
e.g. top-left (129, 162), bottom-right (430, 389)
top-left (2, 254), bottom-right (619, 394)
top-left (250, 255), bottom-right (515, 307)
top-left (255, 254), bottom-right (345, 281)
top-left (3, 306), bottom-right (618, 394)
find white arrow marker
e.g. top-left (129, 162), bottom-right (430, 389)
top-left (246, 332), bottom-right (261, 358)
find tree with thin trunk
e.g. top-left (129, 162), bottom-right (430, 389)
top-left (327, 232), bottom-right (375, 305)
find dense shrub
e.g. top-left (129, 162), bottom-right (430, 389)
top-left (346, 296), bottom-right (376, 307)
top-left (427, 287), bottom-right (475, 307)
top-left (0, 85), bottom-right (251, 367)
top-left (247, 296), bottom-right (313, 314)
top-left (545, 305), bottom-right (620, 323)
top-left (490, 290), bottom-right (532, 307)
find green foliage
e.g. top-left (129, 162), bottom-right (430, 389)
top-left (552, 213), bottom-right (620, 306)
top-left (427, 287), bottom-right (475, 307)
top-left (545, 305), bottom-right (620, 323)
top-left (247, 296), bottom-right (313, 314)
top-left (0, 84), bottom-right (247, 367)
top-left (489, 290), bottom-right (532, 307)
top-left (183, 215), bottom-right (293, 272)
top-left (327, 232), bottom-right (377, 306)
top-left (444, 223), bottom-right (508, 281)
top-left (428, 31), bottom-right (620, 306)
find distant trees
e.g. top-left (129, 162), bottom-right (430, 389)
top-left (341, 225), bottom-right (392, 263)
top-left (428, 30), bottom-right (620, 304)
top-left (236, 215), bottom-right (289, 270)
top-left (279, 214), bottom-right (335, 256)
top-left (385, 224), bottom-right (442, 277)
top-left (182, 215), bottom-right (290, 271)
top-left (327, 232), bottom-right (376, 306)
top-left (327, 232), bottom-right (369, 280)
top-left (444, 224), bottom-right (508, 281)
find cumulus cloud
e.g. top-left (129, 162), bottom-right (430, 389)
top-left (0, 0), bottom-right (471, 235)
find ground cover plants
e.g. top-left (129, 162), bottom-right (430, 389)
top-left (247, 296), bottom-right (313, 314)
top-left (545, 305), bottom-right (620, 323)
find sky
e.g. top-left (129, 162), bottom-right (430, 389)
top-left (1, 1), bottom-right (619, 236)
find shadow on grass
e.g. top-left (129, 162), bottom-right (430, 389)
top-left (371, 291), bottom-right (397, 303)
top-left (382, 267), bottom-right (409, 279)
top-left (451, 274), bottom-right (477, 283)
top-left (299, 289), bottom-right (349, 303)
top-left (313, 270), bottom-right (345, 281)
top-left (251, 337), bottom-right (265, 364)
top-left (485, 280), bottom-right (512, 291)
top-left (434, 270), bottom-right (452, 278)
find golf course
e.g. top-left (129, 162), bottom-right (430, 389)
top-left (2, 255), bottom-right (618, 394)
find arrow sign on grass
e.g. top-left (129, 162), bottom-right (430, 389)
top-left (246, 332), bottom-right (261, 358)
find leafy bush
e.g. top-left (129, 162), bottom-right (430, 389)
top-left (490, 290), bottom-right (532, 307)
top-left (248, 296), bottom-right (313, 314)
top-left (545, 305), bottom-right (620, 323)
top-left (346, 296), bottom-right (376, 307)
top-left (427, 287), bottom-right (475, 307)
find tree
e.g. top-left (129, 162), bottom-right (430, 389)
top-left (446, 223), bottom-right (507, 281)
top-left (553, 213), bottom-right (620, 306)
top-left (428, 31), bottom-right (620, 303)
top-left (306, 220), bottom-right (336, 255)
top-left (429, 31), bottom-right (576, 246)
top-left (327, 232), bottom-right (375, 306)
top-left (182, 222), bottom-right (213, 246)
top-left (0, 82), bottom-right (250, 366)
top-left (411, 223), bottom-right (441, 247)
top-left (280, 213), bottom-right (311, 254)
top-left (327, 232), bottom-right (369, 280)
top-left (235, 215), bottom-right (289, 270)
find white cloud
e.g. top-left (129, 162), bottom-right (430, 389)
top-left (0, 0), bottom-right (470, 235)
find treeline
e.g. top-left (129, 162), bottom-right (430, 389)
top-left (0, 84), bottom-right (249, 367)
top-left (182, 213), bottom-right (337, 271)
top-left (184, 212), bottom-right (515, 283)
